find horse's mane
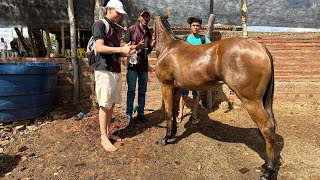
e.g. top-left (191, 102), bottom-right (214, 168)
top-left (160, 16), bottom-right (181, 40)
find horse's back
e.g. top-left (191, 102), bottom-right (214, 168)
top-left (216, 36), bottom-right (271, 68)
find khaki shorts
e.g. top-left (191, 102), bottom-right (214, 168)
top-left (95, 70), bottom-right (122, 110)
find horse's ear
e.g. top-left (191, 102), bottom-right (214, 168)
top-left (163, 10), bottom-right (170, 19)
top-left (150, 12), bottom-right (156, 20)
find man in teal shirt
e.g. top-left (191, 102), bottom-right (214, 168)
top-left (177, 16), bottom-right (211, 124)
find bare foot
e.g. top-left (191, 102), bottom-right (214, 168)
top-left (109, 134), bottom-right (122, 142)
top-left (101, 138), bottom-right (118, 152)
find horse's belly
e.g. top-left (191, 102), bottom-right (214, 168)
top-left (175, 79), bottom-right (221, 91)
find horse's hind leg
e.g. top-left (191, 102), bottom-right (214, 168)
top-left (244, 100), bottom-right (276, 179)
top-left (161, 84), bottom-right (176, 145)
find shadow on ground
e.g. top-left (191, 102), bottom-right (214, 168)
top-left (116, 96), bottom-right (284, 178)
top-left (0, 154), bottom-right (21, 177)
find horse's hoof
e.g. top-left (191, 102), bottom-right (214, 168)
top-left (161, 138), bottom-right (168, 146)
top-left (261, 164), bottom-right (275, 180)
top-left (260, 171), bottom-right (274, 180)
top-left (166, 135), bottom-right (177, 143)
top-left (260, 175), bottom-right (268, 180)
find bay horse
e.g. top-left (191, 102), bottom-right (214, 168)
top-left (151, 11), bottom-right (276, 179)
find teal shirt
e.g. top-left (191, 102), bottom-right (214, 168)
top-left (186, 34), bottom-right (211, 45)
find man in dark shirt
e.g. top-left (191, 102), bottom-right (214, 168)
top-left (124, 8), bottom-right (153, 125)
top-left (92, 0), bottom-right (136, 152)
top-left (10, 38), bottom-right (19, 58)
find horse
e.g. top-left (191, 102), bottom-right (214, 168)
top-left (150, 11), bottom-right (277, 179)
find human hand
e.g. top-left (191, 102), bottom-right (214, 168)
top-left (121, 42), bottom-right (136, 55)
top-left (136, 39), bottom-right (146, 50)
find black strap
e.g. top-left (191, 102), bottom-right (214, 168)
top-left (183, 35), bottom-right (188, 41)
top-left (184, 35), bottom-right (206, 44)
top-left (200, 35), bottom-right (206, 44)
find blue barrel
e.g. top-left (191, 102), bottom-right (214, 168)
top-left (0, 62), bottom-right (60, 123)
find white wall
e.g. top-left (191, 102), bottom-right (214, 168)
top-left (0, 28), bottom-right (29, 50)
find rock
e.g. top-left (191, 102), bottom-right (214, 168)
top-left (21, 156), bottom-right (28, 162)
top-left (0, 140), bottom-right (10, 146)
top-left (13, 120), bottom-right (31, 127)
top-left (10, 137), bottom-right (15, 143)
top-left (28, 152), bottom-right (36, 157)
top-left (14, 125), bottom-right (26, 131)
top-left (26, 125), bottom-right (38, 131)
top-left (3, 127), bottom-right (12, 132)
top-left (174, 160), bottom-right (181, 165)
top-left (0, 148), bottom-right (4, 153)
top-left (52, 114), bottom-right (66, 120)
top-left (239, 167), bottom-right (250, 174)
top-left (19, 167), bottom-right (27, 172)
top-left (18, 145), bottom-right (28, 152)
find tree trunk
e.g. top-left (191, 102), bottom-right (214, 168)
top-left (45, 28), bottom-right (51, 58)
top-left (95, 0), bottom-right (102, 20)
top-left (27, 28), bottom-right (38, 57)
top-left (27, 27), bottom-right (47, 57)
top-left (61, 25), bottom-right (65, 57)
top-left (241, 0), bottom-right (248, 38)
top-left (205, 3), bottom-right (216, 111)
top-left (14, 28), bottom-right (30, 52)
top-left (68, 0), bottom-right (80, 105)
top-left (205, 14), bottom-right (215, 39)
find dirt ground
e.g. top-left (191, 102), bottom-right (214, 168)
top-left (1, 82), bottom-right (320, 180)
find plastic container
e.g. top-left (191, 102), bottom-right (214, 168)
top-left (0, 62), bottom-right (60, 123)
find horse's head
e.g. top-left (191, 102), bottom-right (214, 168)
top-left (150, 11), bottom-right (171, 46)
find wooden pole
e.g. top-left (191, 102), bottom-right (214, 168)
top-left (241, 0), bottom-right (248, 38)
top-left (45, 28), bottom-right (51, 58)
top-left (28, 28), bottom-right (38, 57)
top-left (205, 14), bottom-right (215, 39)
top-left (94, 0), bottom-right (101, 20)
top-left (77, 28), bottom-right (81, 47)
top-left (61, 25), bottom-right (65, 57)
top-left (205, 0), bottom-right (216, 111)
top-left (68, 0), bottom-right (80, 105)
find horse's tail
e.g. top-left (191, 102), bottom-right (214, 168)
top-left (263, 47), bottom-right (276, 127)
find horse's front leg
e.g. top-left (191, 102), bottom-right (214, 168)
top-left (171, 87), bottom-right (181, 137)
top-left (161, 84), bottom-right (176, 145)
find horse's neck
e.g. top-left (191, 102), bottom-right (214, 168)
top-left (156, 28), bottom-right (175, 54)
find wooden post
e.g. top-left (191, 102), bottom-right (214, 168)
top-left (95, 0), bottom-right (101, 20)
top-left (99, 7), bottom-right (105, 19)
top-left (28, 28), bottom-right (37, 57)
top-left (205, 14), bottom-right (215, 39)
top-left (210, 0), bottom-right (214, 14)
top-left (61, 25), bottom-right (65, 57)
top-left (77, 28), bottom-right (81, 47)
top-left (241, 0), bottom-right (248, 38)
top-left (68, 0), bottom-right (80, 105)
top-left (45, 28), bottom-right (51, 58)
top-left (205, 1), bottom-right (216, 111)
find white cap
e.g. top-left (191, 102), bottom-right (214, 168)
top-left (106, 0), bottom-right (127, 14)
